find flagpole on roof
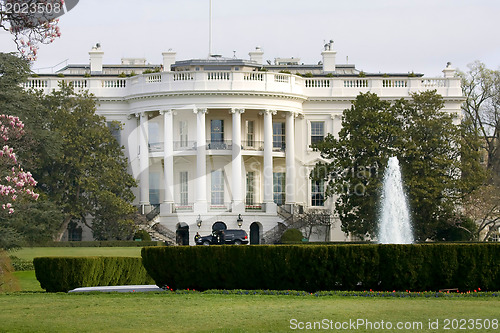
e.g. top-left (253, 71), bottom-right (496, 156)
top-left (209, 0), bottom-right (213, 57)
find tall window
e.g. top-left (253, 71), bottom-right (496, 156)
top-left (311, 121), bottom-right (325, 144)
top-left (179, 121), bottom-right (188, 147)
top-left (246, 120), bottom-right (255, 147)
top-left (149, 122), bottom-right (159, 144)
top-left (246, 172), bottom-right (255, 205)
top-left (107, 121), bottom-right (121, 146)
top-left (311, 180), bottom-right (325, 207)
top-left (210, 119), bottom-right (224, 149)
top-left (211, 120), bottom-right (224, 142)
top-left (180, 171), bottom-right (188, 205)
top-left (149, 122), bottom-right (160, 151)
top-left (149, 173), bottom-right (160, 205)
top-left (273, 172), bottom-right (286, 205)
top-left (273, 122), bottom-right (285, 150)
top-left (211, 170), bottom-right (224, 205)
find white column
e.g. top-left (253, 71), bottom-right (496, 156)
top-left (161, 110), bottom-right (174, 214)
top-left (194, 108), bottom-right (208, 213)
top-left (138, 112), bottom-right (150, 206)
top-left (263, 109), bottom-right (276, 213)
top-left (231, 108), bottom-right (244, 212)
top-left (285, 111), bottom-right (296, 206)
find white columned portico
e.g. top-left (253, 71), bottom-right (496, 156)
top-left (138, 112), bottom-right (150, 207)
top-left (263, 109), bottom-right (277, 213)
top-left (285, 111), bottom-right (296, 207)
top-left (161, 109), bottom-right (174, 214)
top-left (194, 107), bottom-right (208, 213)
top-left (231, 108), bottom-right (245, 213)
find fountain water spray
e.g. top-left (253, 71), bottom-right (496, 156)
top-left (378, 156), bottom-right (414, 244)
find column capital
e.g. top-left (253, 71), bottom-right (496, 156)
top-left (194, 108), bottom-right (208, 114)
top-left (159, 109), bottom-right (173, 115)
top-left (263, 109), bottom-right (277, 116)
top-left (330, 113), bottom-right (342, 120)
top-left (230, 108), bottom-right (245, 114)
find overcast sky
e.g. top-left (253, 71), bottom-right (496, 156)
top-left (1, 0), bottom-right (499, 76)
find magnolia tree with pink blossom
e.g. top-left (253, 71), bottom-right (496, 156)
top-left (0, 114), bottom-right (39, 215)
top-left (0, 0), bottom-right (66, 61)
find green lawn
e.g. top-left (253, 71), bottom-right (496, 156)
top-left (4, 247), bottom-right (499, 332)
top-left (12, 270), bottom-right (43, 292)
top-left (0, 292), bottom-right (498, 332)
top-left (8, 247), bottom-right (142, 261)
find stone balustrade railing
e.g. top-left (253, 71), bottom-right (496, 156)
top-left (24, 71), bottom-right (462, 99)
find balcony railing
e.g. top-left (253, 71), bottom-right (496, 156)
top-left (241, 140), bottom-right (264, 150)
top-left (207, 140), bottom-right (232, 150)
top-left (209, 203), bottom-right (232, 212)
top-left (149, 140), bottom-right (279, 153)
top-left (272, 142), bottom-right (286, 152)
top-left (174, 204), bottom-right (194, 212)
top-left (24, 72), bottom-right (462, 100)
top-left (149, 142), bottom-right (164, 152)
top-left (245, 203), bottom-right (264, 212)
top-left (173, 141), bottom-right (197, 151)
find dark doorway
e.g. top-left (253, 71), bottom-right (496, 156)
top-left (250, 222), bottom-right (260, 244)
top-left (176, 223), bottom-right (189, 245)
top-left (212, 221), bottom-right (227, 231)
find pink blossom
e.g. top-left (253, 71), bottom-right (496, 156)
top-left (0, 115), bottom-right (38, 214)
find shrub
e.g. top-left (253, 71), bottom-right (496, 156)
top-left (142, 244), bottom-right (500, 292)
top-left (133, 230), bottom-right (151, 241)
top-left (281, 229), bottom-right (303, 242)
top-left (36, 241), bottom-right (163, 247)
top-left (34, 257), bottom-right (154, 292)
top-left (0, 251), bottom-right (20, 292)
top-left (9, 256), bottom-right (34, 271)
top-left (143, 68), bottom-right (161, 74)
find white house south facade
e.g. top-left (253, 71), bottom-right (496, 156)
top-left (26, 42), bottom-right (464, 244)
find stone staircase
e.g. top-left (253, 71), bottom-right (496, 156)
top-left (137, 205), bottom-right (176, 244)
top-left (262, 205), bottom-right (296, 244)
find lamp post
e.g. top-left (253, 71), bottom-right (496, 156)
top-left (237, 214), bottom-right (243, 228)
top-left (196, 215), bottom-right (202, 228)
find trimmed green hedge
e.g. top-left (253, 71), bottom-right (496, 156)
top-left (36, 241), bottom-right (164, 247)
top-left (34, 257), bottom-right (154, 292)
top-left (142, 244), bottom-right (500, 292)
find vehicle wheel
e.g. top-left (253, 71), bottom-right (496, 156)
top-left (234, 240), bottom-right (242, 245)
top-left (203, 241), bottom-right (210, 246)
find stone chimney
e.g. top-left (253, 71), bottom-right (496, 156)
top-left (162, 50), bottom-right (176, 71)
top-left (89, 43), bottom-right (104, 74)
top-left (442, 62), bottom-right (456, 78)
top-left (321, 40), bottom-right (336, 73)
top-left (249, 46), bottom-right (264, 65)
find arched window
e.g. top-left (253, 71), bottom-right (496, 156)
top-left (212, 221), bottom-right (227, 231)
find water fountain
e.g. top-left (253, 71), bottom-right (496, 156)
top-left (378, 156), bottom-right (414, 244)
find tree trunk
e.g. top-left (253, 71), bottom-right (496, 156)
top-left (54, 215), bottom-right (73, 242)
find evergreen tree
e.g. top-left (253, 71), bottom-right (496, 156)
top-left (311, 91), bottom-right (483, 241)
top-left (0, 53), bottom-right (138, 243)
top-left (37, 83), bottom-right (138, 241)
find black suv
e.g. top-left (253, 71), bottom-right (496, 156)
top-left (195, 229), bottom-right (249, 245)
